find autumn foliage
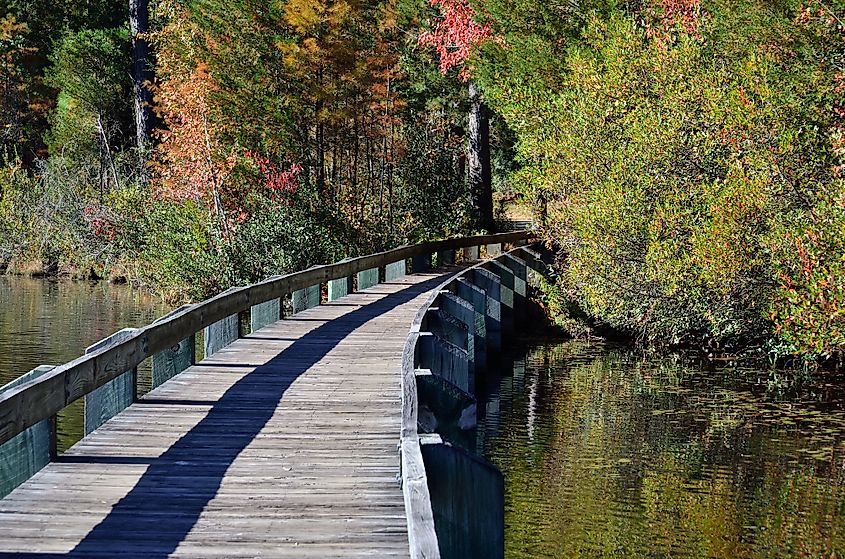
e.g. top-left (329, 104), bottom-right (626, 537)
top-left (3, 0), bottom-right (845, 364)
top-left (419, 0), bottom-right (493, 80)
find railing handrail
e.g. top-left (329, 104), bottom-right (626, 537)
top-left (0, 231), bottom-right (533, 448)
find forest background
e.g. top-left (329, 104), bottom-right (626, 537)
top-left (1, 0), bottom-right (844, 364)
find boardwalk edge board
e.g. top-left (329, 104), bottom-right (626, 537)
top-left (400, 245), bottom-right (549, 559)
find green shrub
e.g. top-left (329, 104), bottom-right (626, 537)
top-left (473, 0), bottom-right (845, 357)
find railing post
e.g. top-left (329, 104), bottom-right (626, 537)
top-left (423, 306), bottom-right (470, 356)
top-left (385, 259), bottom-right (407, 281)
top-left (292, 284), bottom-right (320, 313)
top-left (436, 249), bottom-right (456, 266)
top-left (152, 305), bottom-right (197, 388)
top-left (357, 267), bottom-right (379, 291)
top-left (420, 433), bottom-right (504, 559)
top-left (251, 298), bottom-right (282, 332)
top-left (0, 365), bottom-right (55, 499)
top-left (500, 253), bottom-right (529, 325)
top-left (204, 314), bottom-right (239, 358)
top-left (84, 329), bottom-right (138, 435)
top-left (436, 292), bottom-right (484, 377)
top-left (152, 335), bottom-right (196, 389)
top-left (413, 253), bottom-right (433, 273)
top-left (483, 260), bottom-right (515, 335)
top-left (453, 279), bottom-right (488, 371)
top-left (416, 332), bottom-right (472, 395)
top-left (415, 369), bottom-right (477, 451)
top-left (468, 268), bottom-right (502, 355)
top-left (328, 276), bottom-right (353, 301)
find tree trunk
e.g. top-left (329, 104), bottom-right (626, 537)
top-left (130, 0), bottom-right (154, 185)
top-left (468, 83), bottom-right (494, 232)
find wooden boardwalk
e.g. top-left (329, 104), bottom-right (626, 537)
top-left (0, 270), bottom-right (455, 558)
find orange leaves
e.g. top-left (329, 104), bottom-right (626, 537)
top-left (154, 65), bottom-right (235, 220)
top-left (0, 14), bottom-right (29, 42)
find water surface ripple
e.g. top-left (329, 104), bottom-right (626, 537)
top-left (478, 341), bottom-right (845, 559)
top-left (0, 276), bottom-right (166, 450)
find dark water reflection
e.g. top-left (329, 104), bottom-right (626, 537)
top-left (0, 276), bottom-right (166, 451)
top-left (478, 340), bottom-right (845, 559)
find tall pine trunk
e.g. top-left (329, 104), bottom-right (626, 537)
top-left (468, 83), bottom-right (494, 232)
top-left (130, 0), bottom-right (154, 185)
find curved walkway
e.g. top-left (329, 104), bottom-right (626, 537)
top-left (0, 269), bottom-right (457, 558)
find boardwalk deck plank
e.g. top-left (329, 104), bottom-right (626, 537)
top-left (0, 270), bottom-right (457, 558)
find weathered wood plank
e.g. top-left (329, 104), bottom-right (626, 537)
top-left (433, 293), bottom-right (481, 375)
top-left (292, 284), bottom-right (320, 313)
top-left (250, 298), bottom-right (282, 332)
top-left (485, 243), bottom-right (502, 258)
top-left (416, 332), bottom-right (471, 395)
top-left (328, 276), bottom-right (353, 302)
top-left (385, 260), bottom-right (406, 281)
top-left (203, 314), bottom-right (239, 358)
top-left (435, 250), bottom-right (455, 267)
top-left (357, 267), bottom-right (379, 291)
top-left (468, 268), bottom-right (502, 354)
top-left (420, 434), bottom-right (504, 559)
top-left (412, 253), bottom-right (432, 273)
top-left (415, 370), bottom-right (476, 452)
top-left (482, 260), bottom-right (515, 335)
top-left (151, 337), bottom-right (195, 389)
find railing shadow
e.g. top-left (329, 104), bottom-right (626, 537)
top-left (0, 275), bottom-right (446, 558)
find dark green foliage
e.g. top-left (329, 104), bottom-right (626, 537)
top-left (46, 28), bottom-right (129, 116)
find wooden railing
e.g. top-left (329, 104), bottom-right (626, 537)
top-left (399, 245), bottom-right (546, 559)
top-left (0, 231), bottom-right (532, 453)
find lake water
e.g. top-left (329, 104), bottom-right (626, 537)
top-left (0, 275), bottom-right (166, 451)
top-left (479, 340), bottom-right (845, 559)
top-left (3, 277), bottom-right (844, 555)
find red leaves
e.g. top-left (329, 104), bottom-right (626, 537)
top-left (644, 0), bottom-right (704, 47)
top-left (418, 0), bottom-right (493, 81)
top-left (246, 150), bottom-right (302, 204)
top-left (83, 206), bottom-right (117, 242)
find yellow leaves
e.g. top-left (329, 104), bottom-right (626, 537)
top-left (0, 14), bottom-right (28, 41)
top-left (327, 1), bottom-right (351, 27)
top-left (283, 0), bottom-right (326, 34)
top-left (303, 37), bottom-right (321, 54)
top-left (378, 1), bottom-right (399, 33)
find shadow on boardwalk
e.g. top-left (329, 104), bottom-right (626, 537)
top-left (0, 276), bottom-right (445, 558)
